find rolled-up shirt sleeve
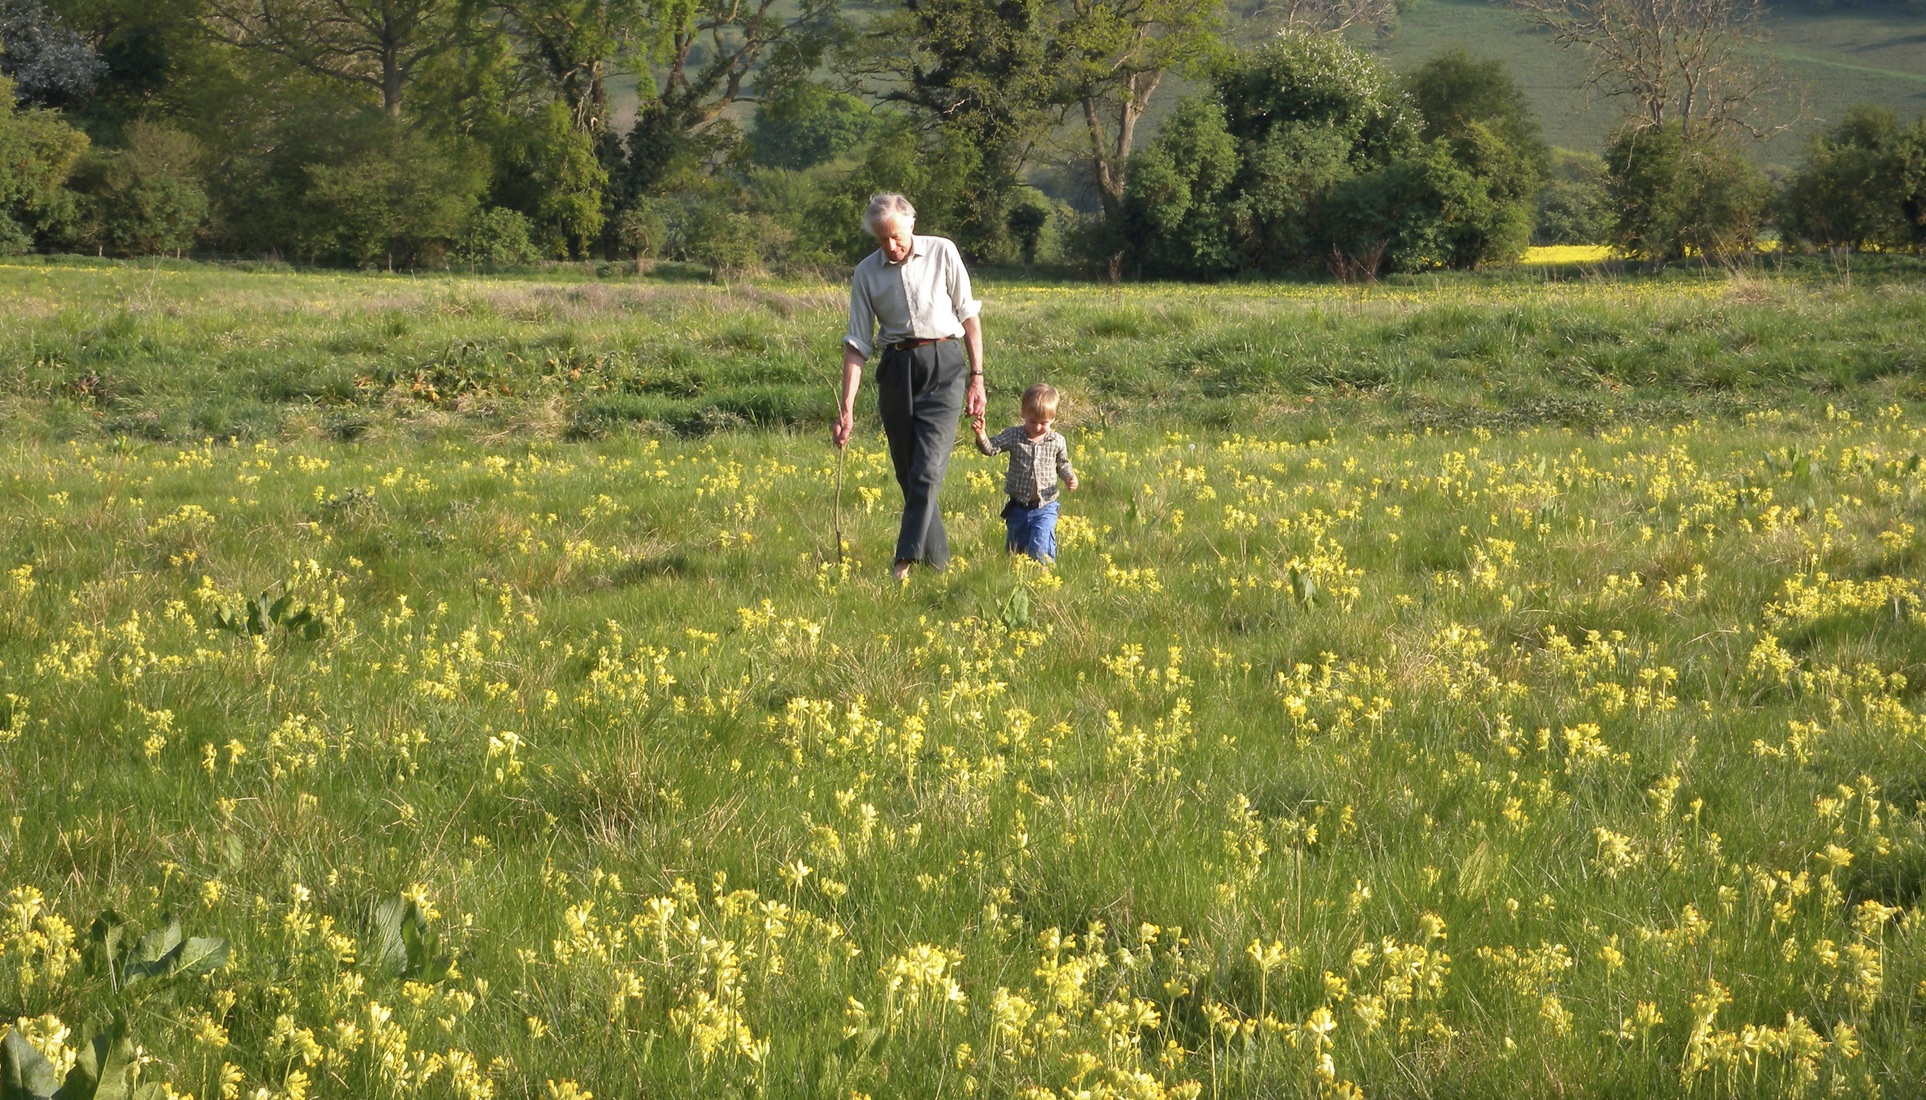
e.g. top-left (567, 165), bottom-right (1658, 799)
top-left (1056, 443), bottom-right (1076, 483)
top-left (943, 239), bottom-right (982, 325)
top-left (845, 270), bottom-right (876, 359)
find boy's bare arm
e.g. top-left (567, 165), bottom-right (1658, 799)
top-left (973, 419), bottom-right (998, 456)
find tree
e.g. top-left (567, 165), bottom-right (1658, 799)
top-left (860, 0), bottom-right (1058, 256)
top-left (1325, 143), bottom-right (1491, 273)
top-left (485, 0), bottom-right (647, 133)
top-left (1509, 0), bottom-right (1783, 143)
top-left (65, 119), bottom-right (209, 253)
top-left (1116, 34), bottom-right (1423, 277)
top-left (746, 83), bottom-right (874, 170)
top-left (0, 74), bottom-right (88, 251)
top-left (1119, 95), bottom-right (1239, 276)
top-left (642, 0), bottom-right (838, 139)
top-left (0, 0), bottom-right (107, 106)
top-left (1403, 50), bottom-right (1547, 265)
top-left (1779, 106), bottom-right (1908, 252)
top-left (1901, 119), bottom-right (1926, 251)
top-left (1533, 148), bottom-right (1610, 244)
top-left (1605, 120), bottom-right (1768, 263)
top-left (488, 98), bottom-right (608, 255)
top-left (299, 117), bottom-right (486, 265)
top-left (1212, 32), bottom-right (1419, 168)
top-left (1258, 0), bottom-right (1397, 35)
top-left (1048, 0), bottom-right (1224, 216)
top-left (201, 0), bottom-right (471, 116)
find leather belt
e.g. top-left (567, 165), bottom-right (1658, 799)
top-left (885, 336), bottom-right (954, 352)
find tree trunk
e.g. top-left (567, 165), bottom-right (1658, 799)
top-left (383, 36), bottom-right (405, 116)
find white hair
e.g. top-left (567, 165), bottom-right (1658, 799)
top-left (863, 193), bottom-right (916, 234)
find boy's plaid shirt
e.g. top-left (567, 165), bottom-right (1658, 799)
top-left (977, 426), bottom-right (1076, 503)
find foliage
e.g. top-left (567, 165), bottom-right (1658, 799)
top-left (853, 0), bottom-right (1057, 260)
top-left (1119, 36), bottom-right (1536, 275)
top-left (1402, 49), bottom-right (1547, 265)
top-left (199, 0), bottom-right (471, 117)
top-left (1048, 0), bottom-right (1225, 214)
top-left (613, 197), bottom-right (670, 260)
top-left (1533, 148), bottom-right (1611, 245)
top-left (1605, 120), bottom-right (1771, 263)
top-left (296, 119), bottom-right (488, 267)
top-left (0, 75), bottom-right (87, 251)
top-left (1213, 31), bottom-right (1419, 166)
top-left (0, 0), bottom-right (106, 107)
top-left (747, 83), bottom-right (875, 171)
top-left (1323, 140), bottom-right (1501, 272)
top-left (486, 99), bottom-right (608, 258)
top-left (1118, 95), bottom-right (1241, 276)
top-left (62, 121), bottom-right (208, 255)
top-left (1779, 106), bottom-right (1917, 253)
top-left (451, 207), bottom-right (540, 266)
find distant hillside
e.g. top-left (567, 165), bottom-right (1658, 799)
top-left (1368, 0), bottom-right (1926, 166)
top-left (607, 0), bottom-right (1926, 175)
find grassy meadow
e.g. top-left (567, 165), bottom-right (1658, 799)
top-left (5, 256), bottom-right (1926, 1099)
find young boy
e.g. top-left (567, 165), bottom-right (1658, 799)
top-left (971, 382), bottom-right (1079, 563)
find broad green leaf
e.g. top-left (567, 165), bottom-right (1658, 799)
top-left (268, 593), bottom-right (293, 624)
top-left (401, 913), bottom-right (450, 982)
top-left (130, 918), bottom-right (181, 967)
top-left (1000, 586), bottom-right (1031, 630)
top-left (53, 1016), bottom-right (137, 1100)
top-left (1, 1029), bottom-right (61, 1100)
top-left (373, 895), bottom-right (412, 976)
top-left (85, 912), bottom-right (128, 986)
top-left (170, 937), bottom-right (229, 978)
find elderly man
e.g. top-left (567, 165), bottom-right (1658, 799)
top-left (834, 193), bottom-right (987, 581)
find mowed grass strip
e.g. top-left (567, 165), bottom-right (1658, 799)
top-left (3, 256), bottom-right (1924, 446)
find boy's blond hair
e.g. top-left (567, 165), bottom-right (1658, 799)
top-left (1021, 383), bottom-right (1060, 420)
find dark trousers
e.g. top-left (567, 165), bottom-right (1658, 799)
top-left (877, 339), bottom-right (966, 567)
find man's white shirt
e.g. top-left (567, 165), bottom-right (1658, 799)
top-left (844, 234), bottom-right (983, 359)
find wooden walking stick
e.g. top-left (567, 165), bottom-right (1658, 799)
top-left (833, 442), bottom-right (846, 565)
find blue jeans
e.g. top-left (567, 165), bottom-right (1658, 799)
top-left (1002, 498), bottom-right (1060, 562)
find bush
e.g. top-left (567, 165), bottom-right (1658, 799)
top-left (64, 120), bottom-right (207, 255)
top-left (1118, 34), bottom-right (1418, 278)
top-left (1403, 50), bottom-right (1545, 266)
top-left (211, 102), bottom-right (489, 267)
top-left (0, 74), bottom-right (86, 252)
top-left (614, 199), bottom-right (670, 263)
top-left (300, 120), bottom-right (488, 268)
top-left (452, 207), bottom-right (539, 266)
top-left (1605, 122), bottom-right (1771, 264)
top-left (1779, 106), bottom-right (1911, 252)
top-left (1213, 32), bottom-right (1420, 167)
top-left (1534, 149), bottom-right (1611, 245)
top-left (1119, 97), bottom-right (1241, 278)
top-left (1325, 142), bottom-right (1496, 273)
top-left (486, 101), bottom-right (607, 259)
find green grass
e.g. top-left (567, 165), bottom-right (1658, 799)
top-left (4, 260), bottom-right (1926, 1098)
top-left (5, 254), bottom-right (1926, 448)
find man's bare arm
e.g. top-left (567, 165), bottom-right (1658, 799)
top-left (962, 316), bottom-right (986, 419)
top-left (833, 344), bottom-right (865, 450)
